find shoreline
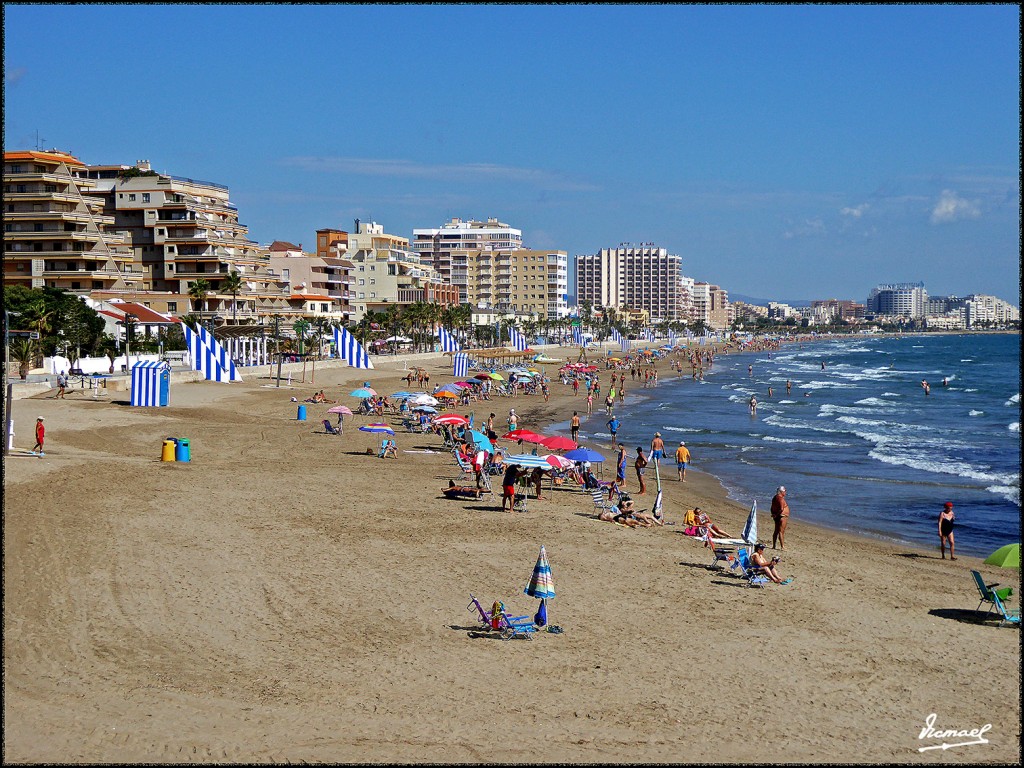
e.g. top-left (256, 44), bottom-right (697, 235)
top-left (3, 340), bottom-right (1019, 763)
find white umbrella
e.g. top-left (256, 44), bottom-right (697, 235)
top-left (742, 500), bottom-right (758, 546)
top-left (411, 394), bottom-right (439, 406)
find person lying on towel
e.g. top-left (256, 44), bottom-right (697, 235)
top-left (442, 480), bottom-right (488, 499)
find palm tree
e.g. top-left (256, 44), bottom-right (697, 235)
top-left (11, 339), bottom-right (38, 380)
top-left (221, 270), bottom-right (243, 324)
top-left (188, 278), bottom-right (212, 323)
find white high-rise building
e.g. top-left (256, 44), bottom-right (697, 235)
top-left (412, 217), bottom-right (523, 304)
top-left (575, 244), bottom-right (688, 322)
top-left (866, 282), bottom-right (928, 318)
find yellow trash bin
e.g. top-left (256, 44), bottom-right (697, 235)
top-left (161, 439), bottom-right (176, 462)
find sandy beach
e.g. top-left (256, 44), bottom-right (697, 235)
top-left (2, 344), bottom-right (1020, 763)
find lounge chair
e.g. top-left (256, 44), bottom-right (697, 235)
top-left (701, 529), bottom-right (745, 570)
top-left (322, 419), bottom-right (341, 436)
top-left (732, 547), bottom-right (771, 587)
top-left (991, 591), bottom-right (1021, 626)
top-left (453, 450), bottom-right (475, 482)
top-left (379, 439), bottom-right (398, 458)
top-left (971, 570), bottom-right (1013, 614)
top-left (466, 595), bottom-right (535, 639)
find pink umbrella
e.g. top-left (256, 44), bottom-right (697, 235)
top-left (540, 435), bottom-right (577, 451)
top-left (453, 381), bottom-right (475, 388)
top-left (434, 413), bottom-right (469, 426)
top-left (327, 405), bottom-right (354, 415)
top-left (544, 454), bottom-right (574, 469)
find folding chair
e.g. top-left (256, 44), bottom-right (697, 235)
top-left (322, 419), bottom-right (341, 435)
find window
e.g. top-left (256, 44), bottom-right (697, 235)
top-left (142, 193), bottom-right (150, 203)
top-left (128, 194), bottom-right (136, 201)
top-left (157, 229), bottom-right (165, 236)
top-left (370, 292), bottom-right (376, 298)
top-left (167, 302), bottom-right (178, 312)
top-left (358, 279), bottom-right (365, 285)
top-left (321, 303), bottom-right (329, 313)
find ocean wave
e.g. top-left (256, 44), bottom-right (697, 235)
top-left (867, 446), bottom-right (1018, 487)
top-left (661, 425), bottom-right (709, 434)
top-left (1010, 422), bottom-right (1020, 433)
top-left (761, 435), bottom-right (849, 447)
top-left (986, 484), bottom-right (1021, 506)
top-left (778, 400), bottom-right (797, 404)
top-left (800, 380), bottom-right (860, 390)
top-left (854, 397), bottom-right (898, 407)
top-left (968, 410), bottom-right (984, 417)
top-left (881, 392), bottom-right (901, 398)
top-left (1006, 393), bottom-right (1020, 406)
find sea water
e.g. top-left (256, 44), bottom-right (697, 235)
top-left (580, 334), bottom-right (1020, 557)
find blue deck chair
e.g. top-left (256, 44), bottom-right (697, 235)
top-left (466, 595), bottom-right (536, 640)
top-left (378, 439), bottom-right (397, 458)
top-left (322, 419), bottom-right (341, 435)
top-left (732, 547), bottom-right (771, 587)
top-left (991, 591), bottom-right (1021, 626)
top-left (971, 570), bottom-right (1013, 614)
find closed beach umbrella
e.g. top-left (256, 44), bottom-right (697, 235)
top-left (359, 423), bottom-right (395, 435)
top-left (564, 447), bottom-right (606, 463)
top-left (391, 391), bottom-right (417, 399)
top-left (505, 454), bottom-right (552, 468)
top-left (983, 543), bottom-right (1020, 568)
top-left (350, 387), bottom-right (376, 398)
top-left (525, 545), bottom-right (555, 627)
top-left (741, 500), bottom-right (758, 546)
top-left (327, 405), bottom-right (354, 416)
top-left (433, 413), bottom-right (469, 426)
top-left (540, 435), bottom-right (577, 451)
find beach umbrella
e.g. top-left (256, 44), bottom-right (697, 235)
top-left (411, 395), bottom-right (439, 406)
top-left (564, 447), bottom-right (606, 463)
top-left (505, 454), bottom-right (552, 468)
top-left (503, 429), bottom-right (546, 443)
top-left (434, 390), bottom-right (458, 400)
top-left (544, 454), bottom-right (574, 469)
top-left (359, 423), bottom-right (395, 435)
top-left (524, 545), bottom-right (555, 627)
top-left (433, 413), bottom-right (469, 426)
top-left (983, 543), bottom-right (1020, 569)
top-left (741, 500), bottom-right (758, 546)
top-left (473, 372), bottom-right (493, 380)
top-left (467, 430), bottom-right (495, 453)
top-left (412, 405), bottom-right (437, 413)
top-left (350, 387), bottom-right (376, 398)
top-left (327, 405), bottom-right (354, 416)
top-left (453, 381), bottom-right (475, 388)
top-left (434, 383), bottom-right (463, 395)
top-left (391, 391), bottom-right (417, 399)
top-left (540, 435), bottom-right (577, 451)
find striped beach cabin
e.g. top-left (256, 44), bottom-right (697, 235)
top-left (130, 360), bottom-right (171, 407)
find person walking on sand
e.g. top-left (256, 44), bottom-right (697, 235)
top-left (55, 371), bottom-right (68, 399)
top-left (771, 485), bottom-right (789, 550)
top-left (650, 432), bottom-right (665, 466)
top-left (675, 441), bottom-right (691, 481)
top-left (32, 417), bottom-right (45, 456)
top-left (938, 502), bottom-right (956, 560)
top-left (570, 411), bottom-right (581, 443)
top-left (634, 447), bottom-right (649, 495)
top-left (616, 444), bottom-right (627, 488)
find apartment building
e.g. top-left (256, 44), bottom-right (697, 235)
top-left (484, 249), bottom-right (569, 319)
top-left (412, 217), bottom-right (523, 302)
top-left (265, 240), bottom-right (354, 323)
top-left (691, 282), bottom-right (730, 330)
top-left (575, 244), bottom-right (688, 322)
top-left (811, 299), bottom-right (865, 322)
top-left (344, 220), bottom-right (459, 320)
top-left (3, 150), bottom-right (135, 293)
top-left (866, 282), bottom-right (928, 318)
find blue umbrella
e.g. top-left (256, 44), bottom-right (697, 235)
top-left (391, 391), bottom-right (417, 399)
top-left (434, 383), bottom-right (463, 395)
top-left (413, 405), bottom-right (438, 413)
top-left (467, 430), bottom-right (494, 453)
top-left (564, 447), bottom-right (606, 463)
top-left (350, 387), bottom-right (376, 398)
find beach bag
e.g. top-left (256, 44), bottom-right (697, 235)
top-left (490, 600), bottom-right (504, 630)
top-left (534, 599), bottom-right (547, 628)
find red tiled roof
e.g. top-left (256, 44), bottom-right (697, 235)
top-left (269, 240), bottom-right (302, 252)
top-left (4, 149), bottom-right (86, 167)
top-left (105, 302), bottom-right (178, 324)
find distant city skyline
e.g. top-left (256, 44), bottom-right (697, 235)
top-left (4, 4), bottom-right (1019, 304)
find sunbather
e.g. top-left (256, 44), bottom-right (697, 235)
top-left (683, 507), bottom-right (731, 538)
top-left (442, 480), bottom-right (487, 499)
top-left (750, 543), bottom-right (784, 583)
top-left (619, 496), bottom-right (659, 527)
top-left (598, 503), bottom-right (640, 527)
top-left (380, 439), bottom-right (398, 459)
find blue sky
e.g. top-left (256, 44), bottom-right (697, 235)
top-left (4, 4), bottom-right (1020, 304)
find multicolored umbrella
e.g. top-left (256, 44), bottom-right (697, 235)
top-left (434, 390), bottom-right (458, 399)
top-left (359, 423), bottom-right (394, 435)
top-left (434, 384), bottom-right (463, 395)
top-left (505, 454), bottom-right (552, 468)
top-left (525, 545), bottom-right (555, 599)
top-left (540, 435), bottom-right (577, 451)
top-left (983, 543), bottom-right (1020, 568)
top-left (327, 405), bottom-right (354, 415)
top-left (543, 454), bottom-right (574, 469)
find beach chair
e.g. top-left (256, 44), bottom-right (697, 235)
top-left (322, 419), bottom-right (341, 436)
top-left (453, 450), bottom-right (474, 482)
top-left (466, 595), bottom-right (535, 640)
top-left (401, 416), bottom-right (419, 433)
top-left (991, 591), bottom-right (1021, 626)
top-left (701, 530), bottom-right (744, 570)
top-left (379, 439), bottom-right (398, 458)
top-left (732, 547), bottom-right (771, 588)
top-left (970, 570), bottom-right (1013, 614)
top-left (588, 488), bottom-right (615, 514)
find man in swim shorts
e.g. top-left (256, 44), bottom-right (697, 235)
top-left (675, 441), bottom-right (691, 481)
top-left (650, 432), bottom-right (665, 465)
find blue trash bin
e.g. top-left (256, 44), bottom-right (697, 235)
top-left (175, 437), bottom-right (191, 462)
top-left (297, 404), bottom-right (307, 421)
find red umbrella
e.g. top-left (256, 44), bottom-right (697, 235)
top-left (503, 429), bottom-right (546, 444)
top-left (540, 435), bottom-right (577, 451)
top-left (434, 414), bottom-right (469, 426)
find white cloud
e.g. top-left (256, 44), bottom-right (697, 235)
top-left (279, 156), bottom-right (600, 192)
top-left (930, 189), bottom-right (981, 224)
top-left (840, 203), bottom-right (869, 218)
top-left (783, 217), bottom-right (827, 239)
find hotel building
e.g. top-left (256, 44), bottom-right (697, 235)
top-left (866, 282), bottom-right (928, 318)
top-left (575, 244), bottom-right (690, 322)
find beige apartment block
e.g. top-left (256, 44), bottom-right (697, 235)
top-left (412, 217), bottom-right (523, 304)
top-left (575, 244), bottom-right (690, 323)
top-left (265, 239), bottom-right (354, 323)
top-left (76, 160), bottom-right (290, 324)
top-left (3, 150), bottom-right (135, 293)
top-left (691, 281), bottom-right (730, 330)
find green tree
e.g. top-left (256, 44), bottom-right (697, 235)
top-left (222, 270), bottom-right (243, 324)
top-left (188, 278), bottom-right (212, 318)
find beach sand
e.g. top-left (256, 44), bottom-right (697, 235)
top-left (2, 345), bottom-right (1020, 763)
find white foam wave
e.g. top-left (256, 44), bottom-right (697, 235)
top-left (881, 392), bottom-right (901, 398)
top-left (986, 484), bottom-right (1021, 505)
top-left (968, 410), bottom-right (984, 417)
top-left (867, 447), bottom-right (1018, 487)
top-left (854, 397), bottom-right (897, 407)
top-left (778, 400), bottom-right (797, 404)
top-left (761, 435), bottom-right (848, 447)
top-left (800, 380), bottom-right (859, 390)
top-left (662, 425), bottom-right (704, 433)
top-left (1010, 422), bottom-right (1020, 433)
top-left (1006, 393), bottom-right (1020, 406)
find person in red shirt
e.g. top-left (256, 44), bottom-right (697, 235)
top-left (33, 417), bottom-right (45, 455)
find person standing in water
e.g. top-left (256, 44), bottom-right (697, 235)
top-left (938, 502), bottom-right (956, 560)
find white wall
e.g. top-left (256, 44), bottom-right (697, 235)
top-left (45, 354), bottom-right (160, 375)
